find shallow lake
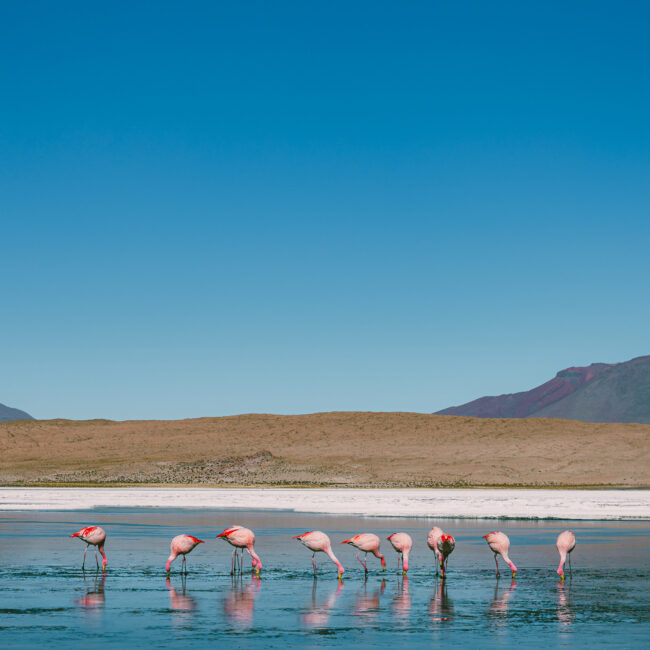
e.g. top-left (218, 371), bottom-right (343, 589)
top-left (1, 506), bottom-right (649, 648)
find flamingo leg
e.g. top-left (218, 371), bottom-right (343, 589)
top-left (568, 553), bottom-right (572, 578)
top-left (82, 544), bottom-right (89, 570)
top-left (231, 549), bottom-right (236, 575)
top-left (94, 547), bottom-right (99, 569)
top-left (312, 553), bottom-right (318, 574)
top-left (182, 555), bottom-right (187, 575)
top-left (494, 553), bottom-right (500, 578)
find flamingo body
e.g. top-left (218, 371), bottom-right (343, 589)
top-left (294, 530), bottom-right (344, 578)
top-left (166, 534), bottom-right (204, 573)
top-left (217, 525), bottom-right (262, 573)
top-left (436, 533), bottom-right (455, 577)
top-left (70, 525), bottom-right (107, 569)
top-left (556, 530), bottom-right (576, 580)
top-left (387, 532), bottom-right (412, 574)
top-left (341, 533), bottom-right (386, 572)
top-left (427, 526), bottom-right (443, 564)
top-left (483, 531), bottom-right (517, 577)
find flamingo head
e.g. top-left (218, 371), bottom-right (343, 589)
top-left (557, 567), bottom-right (565, 580)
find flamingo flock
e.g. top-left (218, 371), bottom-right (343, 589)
top-left (70, 523), bottom-right (578, 580)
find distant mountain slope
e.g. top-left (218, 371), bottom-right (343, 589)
top-left (436, 355), bottom-right (650, 424)
top-left (0, 403), bottom-right (34, 422)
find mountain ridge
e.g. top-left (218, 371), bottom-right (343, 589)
top-left (436, 355), bottom-right (650, 424)
top-left (0, 402), bottom-right (34, 422)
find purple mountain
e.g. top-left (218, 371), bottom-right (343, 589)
top-left (436, 355), bottom-right (650, 424)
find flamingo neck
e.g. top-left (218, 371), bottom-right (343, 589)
top-left (325, 547), bottom-right (344, 573)
top-left (557, 550), bottom-right (566, 576)
top-left (503, 555), bottom-right (517, 573)
top-left (166, 552), bottom-right (177, 572)
top-left (99, 545), bottom-right (108, 568)
top-left (248, 546), bottom-right (262, 570)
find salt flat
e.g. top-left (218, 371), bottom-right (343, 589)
top-left (1, 487), bottom-right (648, 519)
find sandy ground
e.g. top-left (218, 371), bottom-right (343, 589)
top-left (1, 412), bottom-right (648, 487)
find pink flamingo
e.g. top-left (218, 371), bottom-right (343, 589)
top-left (165, 534), bottom-right (204, 574)
top-left (427, 526), bottom-right (443, 575)
top-left (294, 531), bottom-right (345, 579)
top-left (217, 525), bottom-right (262, 575)
top-left (437, 533), bottom-right (455, 578)
top-left (386, 533), bottom-right (412, 574)
top-left (70, 526), bottom-right (107, 570)
top-left (556, 530), bottom-right (576, 580)
top-left (341, 533), bottom-right (386, 573)
top-left (483, 531), bottom-right (517, 578)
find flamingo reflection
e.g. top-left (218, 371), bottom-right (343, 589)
top-left (391, 575), bottom-right (411, 622)
top-left (301, 577), bottom-right (344, 629)
top-left (556, 580), bottom-right (574, 627)
top-left (223, 574), bottom-right (261, 628)
top-left (166, 575), bottom-right (196, 612)
top-left (354, 578), bottom-right (386, 624)
top-left (429, 577), bottom-right (453, 622)
top-left (487, 577), bottom-right (517, 625)
top-left (76, 571), bottom-right (106, 609)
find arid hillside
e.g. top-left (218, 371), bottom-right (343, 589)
top-left (1, 412), bottom-right (648, 487)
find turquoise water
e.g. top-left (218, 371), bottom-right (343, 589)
top-left (1, 509), bottom-right (649, 648)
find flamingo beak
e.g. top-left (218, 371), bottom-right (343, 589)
top-left (402, 570), bottom-right (407, 576)
top-left (512, 572), bottom-right (517, 579)
top-left (560, 573), bottom-right (564, 581)
top-left (337, 573), bottom-right (343, 580)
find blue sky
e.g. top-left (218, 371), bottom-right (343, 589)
top-left (1, 1), bottom-right (648, 420)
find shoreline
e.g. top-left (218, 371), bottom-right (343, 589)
top-left (3, 486), bottom-right (649, 519)
top-left (2, 482), bottom-right (649, 490)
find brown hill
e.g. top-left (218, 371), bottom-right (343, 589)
top-left (1, 412), bottom-right (648, 487)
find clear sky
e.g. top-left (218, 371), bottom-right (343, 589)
top-left (1, 1), bottom-right (648, 420)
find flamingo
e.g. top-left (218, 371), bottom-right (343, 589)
top-left (437, 533), bottom-right (455, 578)
top-left (341, 533), bottom-right (386, 573)
top-left (294, 531), bottom-right (345, 579)
top-left (70, 526), bottom-right (107, 570)
top-left (165, 534), bottom-right (204, 574)
top-left (386, 533), bottom-right (412, 575)
top-left (217, 525), bottom-right (262, 575)
top-left (483, 531), bottom-right (517, 578)
top-left (556, 530), bottom-right (576, 580)
top-left (427, 526), bottom-right (443, 575)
